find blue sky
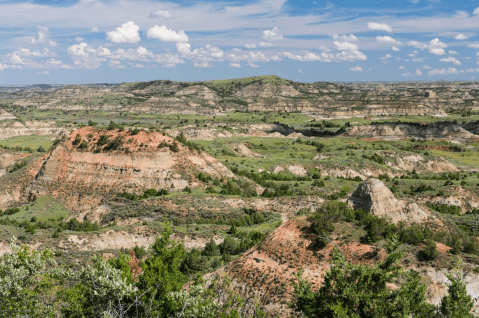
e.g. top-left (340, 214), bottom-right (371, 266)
top-left (1, 0), bottom-right (479, 84)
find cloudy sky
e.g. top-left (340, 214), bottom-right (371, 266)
top-left (1, 0), bottom-right (479, 84)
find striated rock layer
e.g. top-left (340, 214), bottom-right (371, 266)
top-left (0, 127), bottom-right (234, 211)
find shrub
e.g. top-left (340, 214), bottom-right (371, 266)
top-left (422, 239), bottom-right (438, 260)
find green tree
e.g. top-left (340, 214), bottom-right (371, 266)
top-left (137, 224), bottom-right (188, 316)
top-left (293, 236), bottom-right (436, 317)
top-left (0, 238), bottom-right (57, 318)
top-left (439, 274), bottom-right (474, 318)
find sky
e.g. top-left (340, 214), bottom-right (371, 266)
top-left (1, 0), bottom-right (479, 84)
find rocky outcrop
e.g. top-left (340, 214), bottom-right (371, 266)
top-left (18, 127), bottom-right (234, 211)
top-left (175, 85), bottom-right (217, 100)
top-left (349, 178), bottom-right (429, 223)
top-left (0, 120), bottom-right (66, 140)
top-left (345, 122), bottom-right (478, 140)
top-left (235, 83), bottom-right (301, 98)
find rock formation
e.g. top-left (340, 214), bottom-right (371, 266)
top-left (349, 178), bottom-right (429, 223)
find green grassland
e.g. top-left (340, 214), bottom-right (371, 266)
top-left (0, 134), bottom-right (56, 150)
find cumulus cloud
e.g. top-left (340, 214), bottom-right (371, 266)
top-left (381, 54), bottom-right (393, 60)
top-left (367, 22), bottom-right (392, 32)
top-left (448, 50), bottom-right (458, 55)
top-left (91, 26), bottom-right (99, 32)
top-left (176, 42), bottom-right (224, 67)
top-left (440, 57), bottom-right (461, 65)
top-left (282, 44), bottom-right (366, 63)
top-left (262, 27), bottom-right (283, 41)
top-left (408, 38), bottom-right (447, 55)
top-left (392, 46), bottom-right (400, 51)
top-left (149, 10), bottom-right (175, 19)
top-left (349, 66), bottom-right (362, 71)
top-left (415, 69), bottom-right (423, 76)
top-left (399, 66), bottom-right (405, 70)
top-left (412, 58), bottom-right (424, 62)
top-left (423, 65), bottom-right (431, 69)
top-left (474, 7), bottom-right (479, 15)
top-left (428, 67), bottom-right (457, 76)
top-left (68, 43), bottom-right (110, 69)
top-left (454, 34), bottom-right (468, 40)
top-left (230, 62), bottom-right (241, 68)
top-left (244, 44), bottom-right (257, 49)
top-left (332, 34), bottom-right (358, 41)
top-left (106, 21), bottom-right (141, 44)
top-left (30, 26), bottom-right (57, 46)
top-left (376, 36), bottom-right (401, 44)
top-left (468, 42), bottom-right (479, 49)
top-left (147, 25), bottom-right (189, 42)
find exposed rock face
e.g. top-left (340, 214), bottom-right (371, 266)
top-left (231, 143), bottom-right (263, 157)
top-left (0, 120), bottom-right (66, 140)
top-left (349, 178), bottom-right (429, 223)
top-left (0, 150), bottom-right (29, 176)
top-left (20, 127), bottom-right (234, 211)
top-left (175, 85), bottom-right (217, 100)
top-left (345, 123), bottom-right (478, 141)
top-left (235, 83), bottom-right (301, 98)
top-left (0, 109), bottom-right (16, 121)
top-left (383, 152), bottom-right (459, 173)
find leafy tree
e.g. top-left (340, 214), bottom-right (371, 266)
top-left (0, 238), bottom-right (57, 318)
top-left (137, 224), bottom-right (188, 316)
top-left (439, 274), bottom-right (474, 318)
top-left (293, 237), bottom-right (474, 318)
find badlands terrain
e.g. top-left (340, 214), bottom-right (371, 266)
top-left (1, 75), bottom-right (479, 316)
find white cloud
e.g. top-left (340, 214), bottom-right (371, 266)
top-left (454, 34), bottom-right (468, 40)
top-left (262, 27), bottom-right (283, 41)
top-left (392, 46), bottom-right (400, 51)
top-left (67, 43), bottom-right (109, 69)
top-left (408, 40), bottom-right (428, 50)
top-left (248, 61), bottom-right (259, 68)
top-left (409, 38), bottom-right (447, 55)
top-left (106, 21), bottom-right (141, 44)
top-left (147, 25), bottom-right (189, 42)
top-left (367, 22), bottom-right (392, 33)
top-left (332, 34), bottom-right (358, 41)
top-left (376, 36), bottom-right (400, 44)
top-left (399, 66), bottom-right (405, 69)
top-left (428, 67), bottom-right (457, 76)
top-left (381, 54), bottom-right (393, 59)
top-left (440, 57), bottom-right (461, 65)
top-left (402, 72), bottom-right (413, 76)
top-left (90, 26), bottom-right (99, 32)
top-left (30, 26), bottom-right (57, 46)
top-left (31, 26), bottom-right (48, 44)
top-left (349, 66), bottom-right (362, 71)
top-left (412, 58), bottom-right (424, 62)
top-left (448, 50), bottom-right (458, 55)
top-left (298, 69), bottom-right (303, 73)
top-left (334, 41), bottom-right (358, 51)
top-left (149, 10), bottom-right (175, 19)
top-left (258, 42), bottom-right (272, 47)
top-left (429, 38), bottom-right (447, 55)
top-left (109, 60), bottom-right (126, 69)
top-left (468, 42), bottom-right (479, 48)
top-left (75, 37), bottom-right (84, 42)
top-left (194, 62), bottom-right (213, 68)
top-left (474, 7), bottom-right (479, 15)
top-left (244, 44), bottom-right (257, 49)
top-left (176, 42), bottom-right (224, 67)
top-left (423, 65), bottom-right (431, 69)
top-left (229, 62), bottom-right (241, 68)
top-left (415, 69), bottom-right (423, 76)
